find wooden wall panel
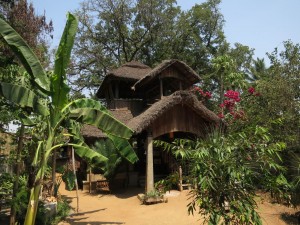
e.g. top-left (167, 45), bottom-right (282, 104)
top-left (152, 105), bottom-right (209, 138)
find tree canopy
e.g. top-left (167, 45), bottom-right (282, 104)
top-left (70, 0), bottom-right (225, 95)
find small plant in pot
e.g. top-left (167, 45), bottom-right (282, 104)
top-left (143, 189), bottom-right (166, 204)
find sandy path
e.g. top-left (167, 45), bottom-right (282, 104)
top-left (58, 187), bottom-right (202, 225)
top-left (58, 187), bottom-right (298, 225)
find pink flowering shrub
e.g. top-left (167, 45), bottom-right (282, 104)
top-left (193, 86), bottom-right (212, 99)
top-left (218, 90), bottom-right (245, 121)
top-left (218, 88), bottom-right (261, 123)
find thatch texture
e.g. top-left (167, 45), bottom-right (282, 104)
top-left (107, 61), bottom-right (152, 80)
top-left (97, 61), bottom-right (151, 98)
top-left (81, 109), bottom-right (134, 138)
top-left (127, 90), bottom-right (221, 134)
top-left (132, 59), bottom-right (201, 90)
top-left (81, 124), bottom-right (106, 138)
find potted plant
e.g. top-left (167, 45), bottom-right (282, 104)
top-left (143, 189), bottom-right (166, 204)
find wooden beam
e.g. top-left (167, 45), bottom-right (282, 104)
top-left (160, 79), bottom-right (163, 99)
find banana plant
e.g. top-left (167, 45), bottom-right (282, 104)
top-left (0, 13), bottom-right (138, 225)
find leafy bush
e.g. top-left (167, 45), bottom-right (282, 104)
top-left (156, 126), bottom-right (287, 225)
top-left (155, 172), bottom-right (179, 194)
top-left (62, 170), bottom-right (76, 191)
top-left (145, 189), bottom-right (163, 198)
top-left (36, 198), bottom-right (71, 225)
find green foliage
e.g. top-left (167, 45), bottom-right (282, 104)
top-left (286, 152), bottom-right (300, 206)
top-left (0, 16), bottom-right (50, 92)
top-left (0, 82), bottom-right (49, 116)
top-left (144, 189), bottom-right (163, 199)
top-left (51, 13), bottom-right (77, 110)
top-left (0, 172), bottom-right (13, 196)
top-left (157, 127), bottom-right (287, 225)
top-left (62, 170), bottom-right (76, 191)
top-left (243, 41), bottom-right (300, 149)
top-left (35, 198), bottom-right (71, 225)
top-left (155, 172), bottom-right (179, 194)
top-left (71, 0), bottom-right (225, 94)
top-left (0, 12), bottom-right (137, 225)
top-left (92, 139), bottom-right (122, 180)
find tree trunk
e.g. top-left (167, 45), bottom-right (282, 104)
top-left (10, 124), bottom-right (24, 225)
top-left (72, 147), bottom-right (79, 212)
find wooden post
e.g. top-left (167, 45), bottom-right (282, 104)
top-left (71, 147), bottom-right (79, 212)
top-left (146, 133), bottom-right (154, 193)
top-left (178, 165), bottom-right (183, 191)
top-left (89, 167), bottom-right (92, 194)
top-left (159, 79), bottom-right (163, 99)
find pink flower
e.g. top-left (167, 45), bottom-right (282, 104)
top-left (218, 113), bottom-right (224, 118)
top-left (205, 91), bottom-right (212, 99)
top-left (248, 87), bottom-right (255, 94)
top-left (224, 90), bottom-right (240, 102)
top-left (193, 87), bottom-right (212, 99)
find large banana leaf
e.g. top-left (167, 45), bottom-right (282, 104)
top-left (68, 121), bottom-right (107, 167)
top-left (0, 82), bottom-right (49, 116)
top-left (64, 98), bottom-right (107, 112)
top-left (107, 134), bottom-right (138, 164)
top-left (70, 107), bottom-right (133, 139)
top-left (0, 18), bottom-right (50, 93)
top-left (66, 98), bottom-right (137, 163)
top-left (66, 98), bottom-right (133, 139)
top-left (93, 140), bottom-right (122, 179)
top-left (71, 142), bottom-right (108, 167)
top-left (19, 113), bottom-right (37, 126)
top-left (51, 13), bottom-right (78, 110)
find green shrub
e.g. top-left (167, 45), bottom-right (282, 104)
top-left (36, 198), bottom-right (71, 225)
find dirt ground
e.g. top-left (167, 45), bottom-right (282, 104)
top-left (58, 186), bottom-right (299, 225)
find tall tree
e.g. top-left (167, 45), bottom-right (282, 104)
top-left (249, 41), bottom-right (300, 148)
top-left (0, 0), bottom-right (53, 129)
top-left (70, 0), bottom-right (225, 96)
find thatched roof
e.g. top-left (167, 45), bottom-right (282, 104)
top-left (127, 90), bottom-right (221, 134)
top-left (81, 124), bottom-right (106, 138)
top-left (97, 61), bottom-right (151, 98)
top-left (81, 109), bottom-right (134, 138)
top-left (132, 59), bottom-right (201, 90)
top-left (108, 61), bottom-right (152, 80)
top-left (82, 91), bottom-right (220, 138)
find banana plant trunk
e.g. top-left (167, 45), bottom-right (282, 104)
top-left (24, 136), bottom-right (53, 225)
top-left (51, 149), bottom-right (57, 196)
top-left (24, 183), bottom-right (42, 225)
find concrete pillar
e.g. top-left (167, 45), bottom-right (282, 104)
top-left (146, 133), bottom-right (154, 193)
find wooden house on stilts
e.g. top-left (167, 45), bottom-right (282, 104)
top-left (81, 59), bottom-right (221, 193)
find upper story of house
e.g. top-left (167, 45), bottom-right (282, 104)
top-left (96, 59), bottom-right (201, 116)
